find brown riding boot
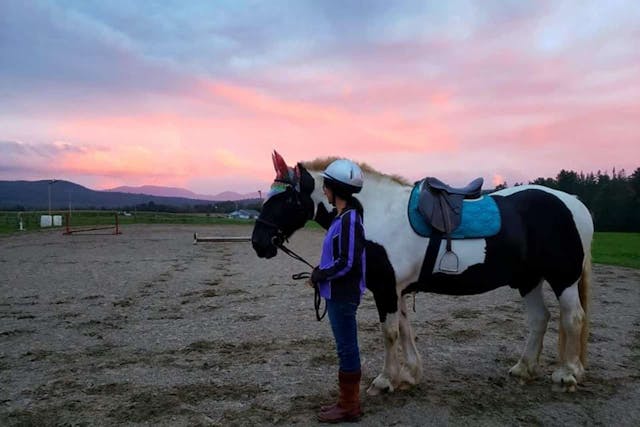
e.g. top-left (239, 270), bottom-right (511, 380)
top-left (318, 370), bottom-right (362, 423)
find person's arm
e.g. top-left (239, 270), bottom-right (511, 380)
top-left (314, 202), bottom-right (337, 230)
top-left (312, 210), bottom-right (364, 282)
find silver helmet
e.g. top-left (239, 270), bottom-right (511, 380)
top-left (320, 159), bottom-right (363, 194)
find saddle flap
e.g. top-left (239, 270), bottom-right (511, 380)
top-left (418, 184), bottom-right (464, 234)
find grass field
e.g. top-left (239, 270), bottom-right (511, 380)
top-left (1, 211), bottom-right (637, 269)
top-left (0, 210), bottom-right (250, 234)
top-left (592, 232), bottom-right (640, 270)
top-left (0, 210), bottom-right (323, 235)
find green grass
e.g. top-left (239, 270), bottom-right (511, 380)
top-left (0, 210), bottom-right (324, 235)
top-left (0, 211), bottom-right (255, 234)
top-left (592, 232), bottom-right (640, 269)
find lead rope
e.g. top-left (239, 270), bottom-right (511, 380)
top-left (272, 236), bottom-right (327, 321)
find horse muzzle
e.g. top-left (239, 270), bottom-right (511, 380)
top-left (251, 235), bottom-right (278, 259)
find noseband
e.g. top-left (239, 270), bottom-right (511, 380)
top-left (255, 216), bottom-right (314, 269)
top-left (255, 217), bottom-right (288, 248)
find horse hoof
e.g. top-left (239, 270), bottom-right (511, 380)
top-left (366, 384), bottom-right (381, 396)
top-left (509, 361), bottom-right (537, 383)
top-left (367, 383), bottom-right (392, 396)
top-left (397, 381), bottom-right (413, 391)
top-left (552, 366), bottom-right (581, 392)
top-left (398, 365), bottom-right (419, 387)
top-left (552, 380), bottom-right (577, 393)
top-left (367, 375), bottom-right (394, 396)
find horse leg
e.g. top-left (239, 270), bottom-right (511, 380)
top-left (509, 281), bottom-right (549, 383)
top-left (367, 311), bottom-right (401, 395)
top-left (552, 282), bottom-right (586, 392)
top-left (397, 294), bottom-right (423, 389)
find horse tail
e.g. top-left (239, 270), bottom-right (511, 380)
top-left (578, 249), bottom-right (591, 366)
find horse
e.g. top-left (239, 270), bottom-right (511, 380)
top-left (251, 151), bottom-right (593, 394)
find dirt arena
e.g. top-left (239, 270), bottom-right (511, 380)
top-left (1, 224), bottom-right (639, 426)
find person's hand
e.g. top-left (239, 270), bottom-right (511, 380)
top-left (311, 266), bottom-right (322, 284)
top-left (315, 203), bottom-right (337, 230)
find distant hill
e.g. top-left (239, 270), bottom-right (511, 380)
top-left (107, 185), bottom-right (260, 201)
top-left (0, 180), bottom-right (260, 210)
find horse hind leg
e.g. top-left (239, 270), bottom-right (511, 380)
top-left (552, 260), bottom-right (590, 392)
top-left (509, 281), bottom-right (550, 383)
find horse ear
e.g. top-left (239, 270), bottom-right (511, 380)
top-left (296, 163), bottom-right (315, 194)
top-left (272, 150), bottom-right (289, 180)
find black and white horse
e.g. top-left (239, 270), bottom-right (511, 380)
top-left (252, 151), bottom-right (593, 393)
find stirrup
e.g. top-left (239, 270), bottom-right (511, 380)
top-left (439, 250), bottom-right (459, 273)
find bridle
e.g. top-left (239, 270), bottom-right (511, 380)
top-left (255, 189), bottom-right (327, 321)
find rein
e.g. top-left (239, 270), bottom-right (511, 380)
top-left (255, 217), bottom-right (327, 321)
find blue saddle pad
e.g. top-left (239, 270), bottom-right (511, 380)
top-left (407, 182), bottom-right (501, 239)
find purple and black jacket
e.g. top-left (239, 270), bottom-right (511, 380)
top-left (314, 205), bottom-right (367, 303)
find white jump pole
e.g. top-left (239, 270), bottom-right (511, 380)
top-left (193, 233), bottom-right (252, 244)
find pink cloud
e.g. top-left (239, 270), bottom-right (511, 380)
top-left (199, 79), bottom-right (459, 154)
top-left (4, 3), bottom-right (638, 194)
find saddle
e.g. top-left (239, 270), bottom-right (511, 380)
top-left (418, 177), bottom-right (483, 234)
top-left (418, 177), bottom-right (484, 272)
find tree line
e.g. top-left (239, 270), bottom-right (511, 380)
top-left (117, 199), bottom-right (263, 214)
top-left (496, 167), bottom-right (640, 232)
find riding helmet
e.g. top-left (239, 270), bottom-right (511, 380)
top-left (321, 159), bottom-right (363, 196)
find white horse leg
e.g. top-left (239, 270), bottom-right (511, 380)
top-left (397, 294), bottom-right (422, 389)
top-left (367, 312), bottom-right (401, 395)
top-left (552, 283), bottom-right (585, 392)
top-left (509, 282), bottom-right (549, 383)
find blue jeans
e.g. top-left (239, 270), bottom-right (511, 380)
top-left (327, 299), bottom-right (360, 372)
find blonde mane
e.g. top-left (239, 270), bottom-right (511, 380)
top-left (302, 157), bottom-right (409, 186)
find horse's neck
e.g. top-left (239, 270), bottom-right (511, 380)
top-left (309, 172), bottom-right (411, 241)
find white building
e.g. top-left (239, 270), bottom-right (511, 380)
top-left (228, 209), bottom-right (260, 219)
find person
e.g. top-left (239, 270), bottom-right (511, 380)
top-left (310, 159), bottom-right (366, 423)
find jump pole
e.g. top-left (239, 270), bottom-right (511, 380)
top-left (63, 212), bottom-right (122, 235)
top-left (193, 233), bottom-right (251, 244)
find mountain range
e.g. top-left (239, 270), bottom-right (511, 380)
top-left (107, 185), bottom-right (260, 201)
top-left (0, 180), bottom-right (261, 210)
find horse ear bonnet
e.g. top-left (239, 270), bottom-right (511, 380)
top-left (296, 163), bottom-right (315, 194)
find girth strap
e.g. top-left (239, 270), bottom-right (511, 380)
top-left (417, 232), bottom-right (443, 285)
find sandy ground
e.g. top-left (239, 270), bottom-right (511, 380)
top-left (1, 224), bottom-right (639, 426)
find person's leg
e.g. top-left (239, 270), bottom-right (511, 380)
top-left (328, 299), bottom-right (360, 371)
top-left (319, 299), bottom-right (362, 423)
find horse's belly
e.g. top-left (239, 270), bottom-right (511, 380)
top-left (421, 268), bottom-right (510, 295)
top-left (410, 237), bottom-right (519, 296)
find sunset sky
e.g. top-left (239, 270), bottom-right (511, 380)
top-left (1, 0), bottom-right (638, 195)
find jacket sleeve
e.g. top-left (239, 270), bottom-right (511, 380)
top-left (313, 209), bottom-right (364, 282)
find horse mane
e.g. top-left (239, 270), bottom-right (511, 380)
top-left (302, 157), bottom-right (410, 186)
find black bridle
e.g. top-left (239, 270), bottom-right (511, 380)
top-left (255, 208), bottom-right (327, 321)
